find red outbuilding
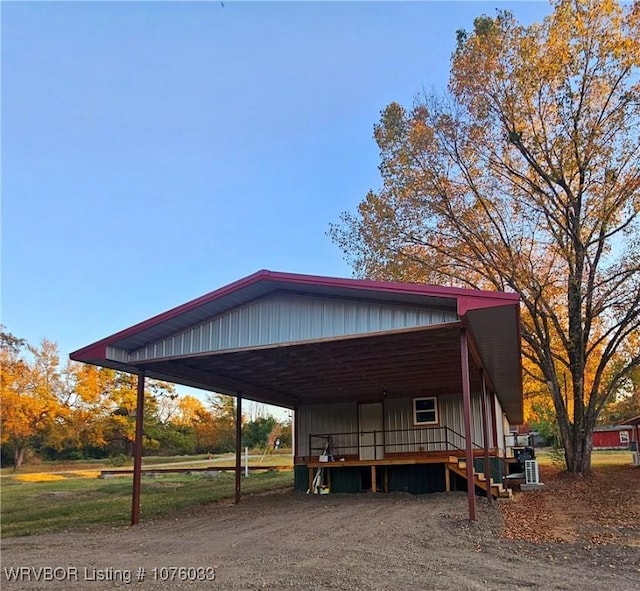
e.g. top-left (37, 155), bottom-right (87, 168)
top-left (592, 425), bottom-right (634, 449)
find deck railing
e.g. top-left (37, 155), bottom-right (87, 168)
top-left (308, 426), bottom-right (484, 460)
top-left (308, 427), bottom-right (509, 483)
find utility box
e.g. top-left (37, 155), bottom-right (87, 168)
top-left (525, 460), bottom-right (540, 485)
top-left (521, 459), bottom-right (545, 491)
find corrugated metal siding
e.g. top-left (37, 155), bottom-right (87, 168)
top-left (487, 397), bottom-right (496, 447)
top-left (495, 396), bottom-right (506, 452)
top-left (106, 347), bottom-right (128, 363)
top-left (128, 293), bottom-right (457, 362)
top-left (297, 403), bottom-right (358, 457)
top-left (384, 395), bottom-right (485, 453)
top-left (501, 407), bottom-right (510, 452)
top-left (593, 430), bottom-right (630, 448)
top-left (385, 398), bottom-right (448, 452)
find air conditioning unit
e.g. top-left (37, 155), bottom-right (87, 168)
top-left (524, 460), bottom-right (540, 485)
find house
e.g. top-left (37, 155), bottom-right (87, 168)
top-left (70, 270), bottom-right (524, 523)
top-left (593, 425), bottom-right (634, 449)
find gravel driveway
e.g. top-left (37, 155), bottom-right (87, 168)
top-left (2, 490), bottom-right (638, 590)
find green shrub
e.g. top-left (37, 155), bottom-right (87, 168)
top-left (108, 453), bottom-right (129, 467)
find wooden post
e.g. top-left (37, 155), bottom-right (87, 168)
top-left (460, 330), bottom-right (477, 521)
top-left (371, 465), bottom-right (377, 493)
top-left (131, 369), bottom-right (145, 526)
top-left (235, 392), bottom-right (242, 504)
top-left (481, 371), bottom-right (492, 504)
top-left (444, 464), bottom-right (451, 493)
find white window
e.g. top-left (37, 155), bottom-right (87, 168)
top-left (413, 397), bottom-right (438, 426)
top-left (620, 431), bottom-right (630, 444)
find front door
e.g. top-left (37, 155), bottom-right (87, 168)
top-left (359, 402), bottom-right (384, 461)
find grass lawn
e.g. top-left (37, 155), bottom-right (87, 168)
top-left (1, 469), bottom-right (293, 538)
top-left (535, 448), bottom-right (633, 468)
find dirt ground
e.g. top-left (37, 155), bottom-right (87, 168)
top-left (2, 466), bottom-right (639, 591)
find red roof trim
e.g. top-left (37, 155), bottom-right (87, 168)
top-left (70, 269), bottom-right (520, 363)
top-left (268, 270), bottom-right (519, 302)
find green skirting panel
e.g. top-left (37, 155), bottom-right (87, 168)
top-left (473, 457), bottom-right (504, 484)
top-left (295, 465), bottom-right (365, 493)
top-left (330, 467), bottom-right (364, 493)
top-left (388, 464), bottom-right (446, 494)
top-left (297, 463), bottom-right (448, 494)
top-left (294, 465), bottom-right (309, 492)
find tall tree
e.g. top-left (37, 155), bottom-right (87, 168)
top-left (331, 0), bottom-right (640, 473)
top-left (205, 394), bottom-right (238, 453)
top-left (175, 396), bottom-right (218, 454)
top-left (98, 372), bottom-right (176, 456)
top-left (0, 334), bottom-right (64, 469)
top-left (52, 364), bottom-right (120, 456)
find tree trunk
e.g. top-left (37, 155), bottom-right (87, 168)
top-left (577, 435), bottom-right (593, 474)
top-left (548, 370), bottom-right (594, 475)
top-left (561, 429), bottom-right (575, 471)
top-left (13, 446), bottom-right (26, 471)
top-left (563, 424), bottom-right (594, 475)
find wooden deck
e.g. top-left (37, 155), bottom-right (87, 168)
top-left (302, 447), bottom-right (501, 468)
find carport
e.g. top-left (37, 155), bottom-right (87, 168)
top-left (70, 270), bottom-right (523, 523)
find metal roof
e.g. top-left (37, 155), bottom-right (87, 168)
top-left (70, 270), bottom-right (523, 422)
top-left (620, 415), bottom-right (640, 427)
top-left (595, 424), bottom-right (636, 431)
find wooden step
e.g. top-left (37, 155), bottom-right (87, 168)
top-left (497, 488), bottom-right (513, 500)
top-left (447, 460), bottom-right (511, 501)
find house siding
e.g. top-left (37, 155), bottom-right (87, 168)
top-left (298, 394), bottom-right (494, 459)
top-left (495, 396), bottom-right (506, 453)
top-left (384, 395), bottom-right (486, 453)
top-left (297, 402), bottom-right (358, 457)
top-left (501, 411), bottom-right (510, 453)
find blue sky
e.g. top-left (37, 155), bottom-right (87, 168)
top-left (2, 1), bottom-right (552, 369)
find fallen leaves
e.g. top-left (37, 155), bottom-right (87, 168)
top-left (500, 464), bottom-right (640, 547)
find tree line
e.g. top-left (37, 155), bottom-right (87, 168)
top-left (0, 330), bottom-right (291, 470)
